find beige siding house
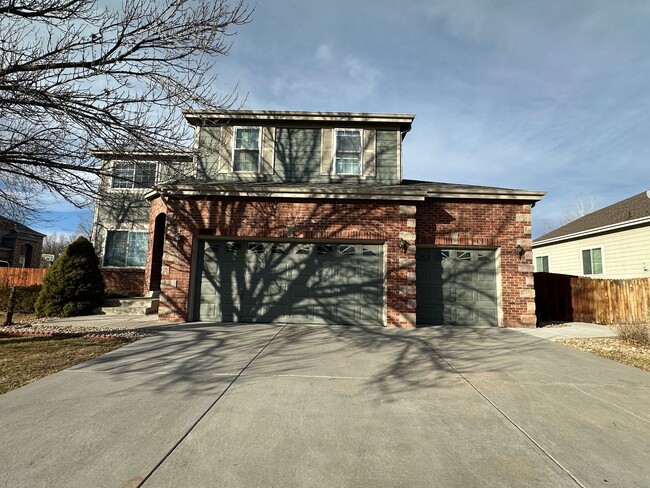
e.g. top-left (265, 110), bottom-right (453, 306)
top-left (533, 190), bottom-right (650, 279)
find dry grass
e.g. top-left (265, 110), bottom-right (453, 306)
top-left (0, 334), bottom-right (134, 394)
top-left (610, 322), bottom-right (650, 345)
top-left (555, 337), bottom-right (650, 373)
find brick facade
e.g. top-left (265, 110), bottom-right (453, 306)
top-left (144, 195), bottom-right (536, 329)
top-left (416, 199), bottom-right (536, 327)
top-left (146, 195), bottom-right (417, 328)
top-left (102, 268), bottom-right (146, 295)
top-left (0, 237), bottom-right (43, 268)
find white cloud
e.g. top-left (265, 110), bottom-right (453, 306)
top-left (268, 44), bottom-right (382, 109)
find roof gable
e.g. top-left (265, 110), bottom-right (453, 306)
top-left (535, 190), bottom-right (650, 243)
top-left (0, 216), bottom-right (45, 238)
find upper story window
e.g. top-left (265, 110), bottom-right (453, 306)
top-left (233, 127), bottom-right (261, 172)
top-left (582, 247), bottom-right (603, 275)
top-left (111, 161), bottom-right (156, 189)
top-left (335, 129), bottom-right (362, 175)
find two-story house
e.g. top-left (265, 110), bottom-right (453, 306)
top-left (92, 110), bottom-right (544, 328)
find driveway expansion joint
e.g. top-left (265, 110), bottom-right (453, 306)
top-left (135, 324), bottom-right (288, 488)
top-left (414, 335), bottom-right (587, 488)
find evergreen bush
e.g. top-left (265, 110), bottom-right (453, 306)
top-left (0, 285), bottom-right (42, 313)
top-left (35, 237), bottom-right (105, 317)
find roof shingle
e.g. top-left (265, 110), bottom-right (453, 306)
top-left (535, 190), bottom-right (650, 242)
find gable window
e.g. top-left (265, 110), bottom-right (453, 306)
top-left (104, 230), bottom-right (148, 267)
top-left (582, 247), bottom-right (603, 275)
top-left (535, 255), bottom-right (549, 272)
top-left (335, 129), bottom-right (362, 175)
top-left (111, 162), bottom-right (156, 189)
top-left (233, 127), bottom-right (261, 172)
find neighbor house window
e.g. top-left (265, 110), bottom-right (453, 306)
top-left (233, 127), bottom-right (261, 172)
top-left (582, 247), bottom-right (603, 275)
top-left (535, 255), bottom-right (549, 272)
top-left (335, 129), bottom-right (362, 175)
top-left (111, 162), bottom-right (156, 189)
top-left (104, 230), bottom-right (148, 267)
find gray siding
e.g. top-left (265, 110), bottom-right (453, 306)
top-left (376, 130), bottom-right (400, 184)
top-left (275, 128), bottom-right (322, 181)
top-left (193, 125), bottom-right (403, 184)
top-left (196, 126), bottom-right (232, 179)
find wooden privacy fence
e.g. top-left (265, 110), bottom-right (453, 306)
top-left (0, 267), bottom-right (47, 288)
top-left (534, 272), bottom-right (650, 325)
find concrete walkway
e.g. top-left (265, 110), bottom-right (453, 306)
top-left (511, 321), bottom-right (617, 340)
top-left (37, 314), bottom-right (173, 330)
top-left (0, 323), bottom-right (648, 487)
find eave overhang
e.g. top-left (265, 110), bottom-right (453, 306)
top-left (90, 149), bottom-right (194, 161)
top-left (182, 110), bottom-right (416, 133)
top-left (533, 215), bottom-right (650, 247)
top-left (145, 183), bottom-right (545, 203)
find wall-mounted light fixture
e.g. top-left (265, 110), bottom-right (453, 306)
top-left (399, 237), bottom-right (409, 253)
top-left (515, 244), bottom-right (525, 258)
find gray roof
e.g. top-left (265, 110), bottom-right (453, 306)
top-left (147, 179), bottom-right (545, 202)
top-left (535, 190), bottom-right (650, 243)
top-left (0, 216), bottom-right (45, 239)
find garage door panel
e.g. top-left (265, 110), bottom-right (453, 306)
top-left (417, 248), bottom-right (498, 326)
top-left (196, 239), bottom-right (384, 325)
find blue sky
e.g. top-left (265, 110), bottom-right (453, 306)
top-left (36, 0), bottom-right (650, 238)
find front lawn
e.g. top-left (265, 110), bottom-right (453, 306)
top-left (0, 334), bottom-right (134, 394)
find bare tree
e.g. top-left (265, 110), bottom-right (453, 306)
top-left (560, 193), bottom-right (598, 225)
top-left (42, 231), bottom-right (74, 256)
top-left (0, 0), bottom-right (251, 219)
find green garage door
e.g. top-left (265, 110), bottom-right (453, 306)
top-left (416, 248), bottom-right (498, 326)
top-left (195, 240), bottom-right (384, 325)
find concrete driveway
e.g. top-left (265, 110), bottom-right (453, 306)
top-left (0, 324), bottom-right (648, 488)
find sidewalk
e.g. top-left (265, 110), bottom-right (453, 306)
top-left (510, 322), bottom-right (616, 340)
top-left (21, 314), bottom-right (174, 331)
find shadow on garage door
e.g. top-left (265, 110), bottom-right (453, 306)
top-left (193, 239), bottom-right (385, 326)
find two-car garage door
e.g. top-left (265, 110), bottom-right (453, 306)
top-left (194, 239), bottom-right (384, 325)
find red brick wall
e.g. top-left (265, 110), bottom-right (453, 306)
top-left (148, 196), bottom-right (417, 328)
top-left (147, 196), bottom-right (535, 328)
top-left (416, 199), bottom-right (535, 327)
top-left (102, 268), bottom-right (146, 295)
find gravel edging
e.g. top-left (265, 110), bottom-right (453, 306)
top-left (0, 321), bottom-right (157, 340)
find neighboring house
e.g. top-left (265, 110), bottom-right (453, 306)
top-left (533, 190), bottom-right (650, 279)
top-left (92, 110), bottom-right (544, 328)
top-left (0, 216), bottom-right (44, 268)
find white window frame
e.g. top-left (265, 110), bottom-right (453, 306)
top-left (580, 246), bottom-right (605, 276)
top-left (103, 230), bottom-right (149, 268)
top-left (535, 254), bottom-right (550, 272)
top-left (232, 126), bottom-right (262, 173)
top-left (333, 128), bottom-right (363, 176)
top-left (110, 161), bottom-right (157, 189)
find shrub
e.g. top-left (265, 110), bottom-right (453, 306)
top-left (0, 285), bottom-right (42, 313)
top-left (611, 322), bottom-right (650, 345)
top-left (35, 237), bottom-right (105, 317)
top-left (104, 289), bottom-right (140, 299)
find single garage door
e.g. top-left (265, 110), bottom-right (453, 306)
top-left (195, 240), bottom-right (384, 325)
top-left (416, 248), bottom-right (498, 326)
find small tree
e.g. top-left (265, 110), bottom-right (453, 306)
top-left (35, 237), bottom-right (105, 317)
